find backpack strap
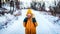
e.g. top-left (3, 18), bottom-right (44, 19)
top-left (32, 18), bottom-right (36, 23)
top-left (32, 18), bottom-right (36, 26)
top-left (23, 17), bottom-right (28, 26)
top-left (23, 17), bottom-right (28, 22)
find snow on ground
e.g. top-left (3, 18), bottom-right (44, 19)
top-left (0, 9), bottom-right (60, 34)
top-left (0, 13), bottom-right (17, 29)
top-left (32, 9), bottom-right (60, 34)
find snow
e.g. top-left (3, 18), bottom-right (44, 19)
top-left (13, 10), bottom-right (21, 16)
top-left (0, 16), bottom-right (7, 25)
top-left (0, 9), bottom-right (60, 34)
top-left (32, 9), bottom-right (60, 34)
top-left (0, 13), bottom-right (17, 29)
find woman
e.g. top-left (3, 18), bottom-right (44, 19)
top-left (23, 9), bottom-right (38, 34)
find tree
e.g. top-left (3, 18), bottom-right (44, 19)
top-left (42, 2), bottom-right (45, 11)
top-left (15, 0), bottom-right (20, 9)
top-left (10, 0), bottom-right (14, 14)
top-left (0, 0), bottom-right (2, 8)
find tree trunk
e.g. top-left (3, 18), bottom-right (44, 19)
top-left (0, 0), bottom-right (2, 8)
top-left (15, 0), bottom-right (20, 9)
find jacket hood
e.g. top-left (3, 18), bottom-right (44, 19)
top-left (26, 9), bottom-right (33, 16)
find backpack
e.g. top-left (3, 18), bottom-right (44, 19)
top-left (23, 17), bottom-right (36, 26)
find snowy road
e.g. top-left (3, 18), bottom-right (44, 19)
top-left (0, 9), bottom-right (60, 34)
